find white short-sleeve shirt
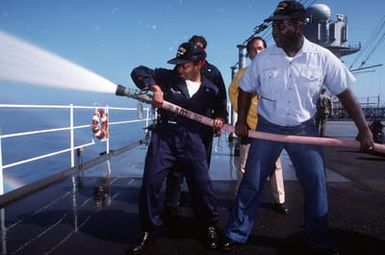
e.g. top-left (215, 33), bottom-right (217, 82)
top-left (239, 38), bottom-right (356, 126)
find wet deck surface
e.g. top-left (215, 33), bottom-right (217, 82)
top-left (1, 121), bottom-right (385, 255)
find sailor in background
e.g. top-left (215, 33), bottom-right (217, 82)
top-left (228, 36), bottom-right (289, 215)
top-left (315, 88), bottom-right (333, 137)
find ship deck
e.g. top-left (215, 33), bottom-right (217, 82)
top-left (1, 121), bottom-right (385, 255)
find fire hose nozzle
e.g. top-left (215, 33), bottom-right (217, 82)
top-left (115, 84), bottom-right (152, 104)
top-left (115, 84), bottom-right (132, 97)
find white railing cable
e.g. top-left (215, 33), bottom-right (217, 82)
top-left (0, 127), bottom-right (72, 139)
top-left (2, 141), bottom-right (95, 170)
top-left (0, 138), bottom-right (4, 195)
top-left (109, 119), bottom-right (151, 125)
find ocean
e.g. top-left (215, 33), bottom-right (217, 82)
top-left (0, 107), bottom-right (149, 192)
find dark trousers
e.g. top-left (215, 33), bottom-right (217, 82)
top-left (164, 130), bottom-right (213, 209)
top-left (139, 124), bottom-right (218, 231)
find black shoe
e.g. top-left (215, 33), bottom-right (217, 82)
top-left (309, 247), bottom-right (340, 255)
top-left (127, 231), bottom-right (155, 255)
top-left (327, 248), bottom-right (339, 255)
top-left (207, 226), bottom-right (218, 249)
top-left (273, 202), bottom-right (289, 215)
top-left (219, 235), bottom-right (237, 252)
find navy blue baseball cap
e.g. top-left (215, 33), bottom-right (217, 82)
top-left (167, 42), bottom-right (206, 65)
top-left (264, 0), bottom-right (306, 22)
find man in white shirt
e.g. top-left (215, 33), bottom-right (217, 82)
top-left (220, 1), bottom-right (374, 255)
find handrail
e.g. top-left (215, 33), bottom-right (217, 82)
top-left (0, 103), bottom-right (153, 195)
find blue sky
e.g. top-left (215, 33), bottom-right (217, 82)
top-left (0, 0), bottom-right (384, 107)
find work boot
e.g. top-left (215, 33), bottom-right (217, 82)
top-left (206, 226), bottom-right (218, 249)
top-left (273, 202), bottom-right (289, 215)
top-left (309, 247), bottom-right (340, 255)
top-left (218, 234), bottom-right (239, 252)
top-left (127, 231), bottom-right (155, 255)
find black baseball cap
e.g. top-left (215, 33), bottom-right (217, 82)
top-left (264, 0), bottom-right (306, 22)
top-left (167, 42), bottom-right (206, 65)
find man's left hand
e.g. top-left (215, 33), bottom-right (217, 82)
top-left (356, 128), bottom-right (375, 152)
top-left (213, 118), bottom-right (224, 136)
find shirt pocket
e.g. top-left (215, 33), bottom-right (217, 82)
top-left (260, 68), bottom-right (284, 100)
top-left (299, 69), bottom-right (323, 94)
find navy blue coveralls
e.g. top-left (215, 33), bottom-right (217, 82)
top-left (131, 65), bottom-right (227, 231)
top-left (164, 61), bottom-right (228, 209)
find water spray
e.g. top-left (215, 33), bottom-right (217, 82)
top-left (0, 31), bottom-right (116, 94)
top-left (115, 84), bottom-right (385, 154)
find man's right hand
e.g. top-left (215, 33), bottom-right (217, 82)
top-left (235, 88), bottom-right (253, 138)
top-left (150, 85), bottom-right (164, 108)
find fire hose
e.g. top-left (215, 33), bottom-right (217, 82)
top-left (115, 85), bottom-right (385, 154)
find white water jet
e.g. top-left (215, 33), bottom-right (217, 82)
top-left (0, 31), bottom-right (117, 94)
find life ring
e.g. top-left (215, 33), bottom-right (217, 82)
top-left (92, 108), bottom-right (108, 140)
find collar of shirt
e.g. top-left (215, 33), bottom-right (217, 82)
top-left (186, 80), bottom-right (201, 97)
top-left (269, 38), bottom-right (318, 58)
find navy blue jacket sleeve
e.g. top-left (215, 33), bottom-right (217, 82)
top-left (203, 62), bottom-right (227, 104)
top-left (130, 65), bottom-right (156, 90)
top-left (213, 69), bottom-right (228, 122)
top-left (203, 62), bottom-right (228, 122)
top-left (213, 89), bottom-right (228, 123)
top-left (210, 66), bottom-right (227, 104)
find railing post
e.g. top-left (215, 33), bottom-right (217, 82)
top-left (1, 208), bottom-right (6, 254)
top-left (378, 95), bottom-right (380, 109)
top-left (0, 136), bottom-right (4, 195)
top-left (145, 107), bottom-right (150, 131)
top-left (106, 105), bottom-right (110, 154)
top-left (70, 104), bottom-right (75, 168)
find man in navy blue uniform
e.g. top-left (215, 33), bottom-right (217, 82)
top-left (127, 42), bottom-right (227, 255)
top-left (164, 35), bottom-right (228, 217)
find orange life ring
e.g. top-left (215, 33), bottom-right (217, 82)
top-left (92, 108), bottom-right (108, 140)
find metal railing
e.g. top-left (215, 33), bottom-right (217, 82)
top-left (0, 103), bottom-right (153, 196)
top-left (331, 95), bottom-right (385, 119)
